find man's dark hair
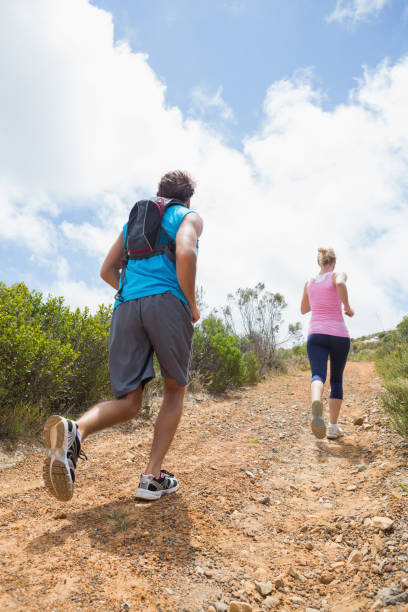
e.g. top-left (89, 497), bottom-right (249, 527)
top-left (157, 170), bottom-right (196, 203)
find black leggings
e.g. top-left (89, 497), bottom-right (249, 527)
top-left (306, 333), bottom-right (350, 399)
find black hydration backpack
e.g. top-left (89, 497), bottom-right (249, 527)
top-left (115, 197), bottom-right (185, 302)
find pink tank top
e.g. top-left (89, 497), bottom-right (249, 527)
top-left (307, 272), bottom-right (349, 337)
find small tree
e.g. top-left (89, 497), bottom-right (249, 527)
top-left (224, 283), bottom-right (301, 370)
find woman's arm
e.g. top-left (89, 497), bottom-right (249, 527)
top-left (100, 232), bottom-right (123, 290)
top-left (334, 272), bottom-right (354, 317)
top-left (301, 281), bottom-right (311, 314)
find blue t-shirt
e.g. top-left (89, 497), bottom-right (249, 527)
top-left (114, 204), bottom-right (195, 309)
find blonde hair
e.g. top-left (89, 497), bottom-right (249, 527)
top-left (317, 247), bottom-right (336, 267)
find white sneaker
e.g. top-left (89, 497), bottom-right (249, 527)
top-left (326, 424), bottom-right (344, 439)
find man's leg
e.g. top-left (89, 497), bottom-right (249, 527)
top-left (144, 378), bottom-right (185, 477)
top-left (77, 386), bottom-right (142, 443)
top-left (43, 387), bottom-right (143, 502)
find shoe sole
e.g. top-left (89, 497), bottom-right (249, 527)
top-left (135, 482), bottom-right (179, 500)
top-left (311, 401), bottom-right (326, 439)
top-left (327, 431), bottom-right (344, 440)
top-left (43, 415), bottom-right (74, 502)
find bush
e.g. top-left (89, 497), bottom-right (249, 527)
top-left (282, 342), bottom-right (309, 371)
top-left (191, 314), bottom-right (259, 393)
top-left (0, 282), bottom-right (111, 438)
top-left (376, 319), bottom-right (408, 439)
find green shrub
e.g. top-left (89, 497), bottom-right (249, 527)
top-left (376, 318), bottom-right (408, 439)
top-left (381, 377), bottom-right (408, 439)
top-left (0, 282), bottom-right (111, 438)
top-left (192, 314), bottom-right (259, 393)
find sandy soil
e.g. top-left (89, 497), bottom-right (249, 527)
top-left (1, 361), bottom-right (408, 612)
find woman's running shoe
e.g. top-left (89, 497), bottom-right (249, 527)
top-left (135, 470), bottom-right (179, 500)
top-left (311, 400), bottom-right (326, 439)
top-left (326, 424), bottom-right (344, 439)
top-left (43, 415), bottom-right (87, 501)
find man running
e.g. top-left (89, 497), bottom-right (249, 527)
top-left (43, 170), bottom-right (203, 501)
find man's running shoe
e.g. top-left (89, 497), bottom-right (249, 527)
top-left (135, 470), bottom-right (179, 500)
top-left (43, 415), bottom-right (87, 501)
top-left (311, 400), bottom-right (326, 439)
top-left (327, 424), bottom-right (344, 439)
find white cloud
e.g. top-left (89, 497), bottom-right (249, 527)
top-left (328, 0), bottom-right (390, 23)
top-left (1, 0), bottom-right (408, 340)
top-left (190, 86), bottom-right (235, 122)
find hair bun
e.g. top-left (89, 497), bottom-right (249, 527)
top-left (317, 247), bottom-right (336, 266)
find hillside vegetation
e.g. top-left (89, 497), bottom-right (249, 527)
top-left (347, 319), bottom-right (408, 439)
top-left (0, 282), bottom-right (300, 438)
top-left (2, 280), bottom-right (406, 441)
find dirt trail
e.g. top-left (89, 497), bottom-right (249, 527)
top-left (1, 362), bottom-right (408, 612)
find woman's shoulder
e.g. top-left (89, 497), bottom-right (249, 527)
top-left (332, 271), bottom-right (348, 284)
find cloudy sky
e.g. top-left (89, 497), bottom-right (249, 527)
top-left (1, 0), bottom-right (408, 339)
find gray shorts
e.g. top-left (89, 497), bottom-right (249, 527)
top-left (109, 292), bottom-right (194, 397)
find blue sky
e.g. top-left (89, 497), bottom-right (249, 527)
top-left (95, 0), bottom-right (408, 143)
top-left (1, 0), bottom-right (408, 338)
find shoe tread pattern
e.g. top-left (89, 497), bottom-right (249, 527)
top-left (43, 416), bottom-right (74, 501)
top-left (311, 401), bottom-right (326, 439)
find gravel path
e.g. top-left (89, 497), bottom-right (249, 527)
top-left (1, 362), bottom-right (407, 611)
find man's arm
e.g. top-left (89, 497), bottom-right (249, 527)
top-left (100, 232), bottom-right (123, 290)
top-left (176, 212), bottom-right (203, 323)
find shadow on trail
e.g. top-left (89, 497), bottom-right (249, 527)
top-left (25, 493), bottom-right (194, 566)
top-left (314, 439), bottom-right (376, 465)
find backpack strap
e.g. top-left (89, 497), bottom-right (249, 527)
top-left (114, 224), bottom-right (130, 303)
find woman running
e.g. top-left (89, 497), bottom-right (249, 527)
top-left (301, 247), bottom-right (354, 439)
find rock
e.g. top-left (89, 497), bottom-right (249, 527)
top-left (207, 607), bottom-right (217, 612)
top-left (258, 495), bottom-right (270, 505)
top-left (253, 568), bottom-right (269, 580)
top-left (212, 604), bottom-right (228, 612)
top-left (353, 416), bottom-right (364, 425)
top-left (205, 570), bottom-right (214, 578)
top-left (287, 566), bottom-right (299, 578)
top-left (373, 585), bottom-right (408, 607)
top-left (242, 469), bottom-right (256, 480)
top-left (357, 464), bottom-right (367, 472)
top-left (331, 561), bottom-right (345, 570)
top-left (372, 516), bottom-right (394, 531)
top-left (305, 542), bottom-right (313, 550)
top-left (312, 483), bottom-right (321, 490)
top-left (347, 485), bottom-right (357, 491)
top-left (274, 575), bottom-right (285, 588)
top-left (371, 534), bottom-right (385, 553)
top-left (165, 588), bottom-right (174, 595)
top-left (320, 573), bottom-right (333, 584)
top-left (254, 581), bottom-right (273, 596)
top-left (289, 595), bottom-right (304, 604)
top-left (228, 602), bottom-right (252, 612)
top-left (263, 595), bottom-right (281, 609)
top-left (383, 563), bottom-right (393, 572)
top-left (347, 550), bottom-right (363, 565)
top-left (196, 566), bottom-right (205, 575)
top-left (305, 609), bottom-right (320, 612)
